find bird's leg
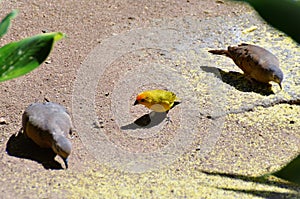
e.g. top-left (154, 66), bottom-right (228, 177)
top-left (243, 74), bottom-right (260, 89)
top-left (244, 74), bottom-right (272, 89)
top-left (244, 74), bottom-right (254, 83)
top-left (166, 116), bottom-right (172, 124)
top-left (165, 110), bottom-right (173, 124)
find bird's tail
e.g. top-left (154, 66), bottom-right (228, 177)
top-left (208, 49), bottom-right (231, 58)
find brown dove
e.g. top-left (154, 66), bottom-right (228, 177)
top-left (208, 43), bottom-right (283, 89)
top-left (22, 102), bottom-right (72, 169)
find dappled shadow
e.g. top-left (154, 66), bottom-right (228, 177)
top-left (200, 66), bottom-right (274, 96)
top-left (6, 130), bottom-right (63, 170)
top-left (201, 170), bottom-right (300, 198)
top-left (220, 187), bottom-right (299, 199)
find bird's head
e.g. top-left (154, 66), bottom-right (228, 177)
top-left (134, 92), bottom-right (151, 107)
top-left (271, 67), bottom-right (284, 89)
top-left (52, 134), bottom-right (72, 169)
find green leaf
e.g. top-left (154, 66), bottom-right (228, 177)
top-left (0, 10), bottom-right (18, 39)
top-left (231, 0), bottom-right (300, 44)
top-left (0, 32), bottom-right (64, 82)
top-left (273, 154), bottom-right (300, 185)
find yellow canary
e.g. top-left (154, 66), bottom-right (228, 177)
top-left (134, 89), bottom-right (179, 112)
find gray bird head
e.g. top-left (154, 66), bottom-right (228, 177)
top-left (52, 134), bottom-right (72, 169)
top-left (270, 66), bottom-right (284, 89)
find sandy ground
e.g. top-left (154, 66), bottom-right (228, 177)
top-left (0, 0), bottom-right (300, 198)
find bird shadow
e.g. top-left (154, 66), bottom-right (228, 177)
top-left (121, 111), bottom-right (167, 130)
top-left (201, 170), bottom-right (300, 198)
top-left (6, 130), bottom-right (63, 170)
top-left (121, 102), bottom-right (180, 130)
top-left (200, 66), bottom-right (274, 96)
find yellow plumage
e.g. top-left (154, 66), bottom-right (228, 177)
top-left (134, 89), bottom-right (179, 112)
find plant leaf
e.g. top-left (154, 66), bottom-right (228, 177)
top-left (273, 154), bottom-right (300, 185)
top-left (0, 32), bottom-right (64, 82)
top-left (231, 0), bottom-right (300, 44)
top-left (0, 10), bottom-right (17, 39)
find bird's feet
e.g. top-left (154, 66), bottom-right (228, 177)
top-left (165, 116), bottom-right (173, 124)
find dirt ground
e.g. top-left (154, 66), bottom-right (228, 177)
top-left (1, 0), bottom-right (300, 198)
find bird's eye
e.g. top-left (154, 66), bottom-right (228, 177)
top-left (141, 99), bottom-right (145, 102)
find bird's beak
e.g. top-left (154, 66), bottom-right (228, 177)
top-left (279, 83), bottom-right (282, 90)
top-left (63, 158), bottom-right (68, 169)
top-left (134, 100), bottom-right (138, 106)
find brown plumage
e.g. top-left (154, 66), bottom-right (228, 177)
top-left (208, 43), bottom-right (283, 89)
top-left (22, 102), bottom-right (72, 169)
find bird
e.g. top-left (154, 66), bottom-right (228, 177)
top-left (208, 43), bottom-right (284, 89)
top-left (22, 102), bottom-right (72, 169)
top-left (133, 89), bottom-right (180, 112)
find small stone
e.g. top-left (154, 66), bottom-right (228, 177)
top-left (204, 10), bottom-right (212, 14)
top-left (0, 117), bottom-right (7, 125)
